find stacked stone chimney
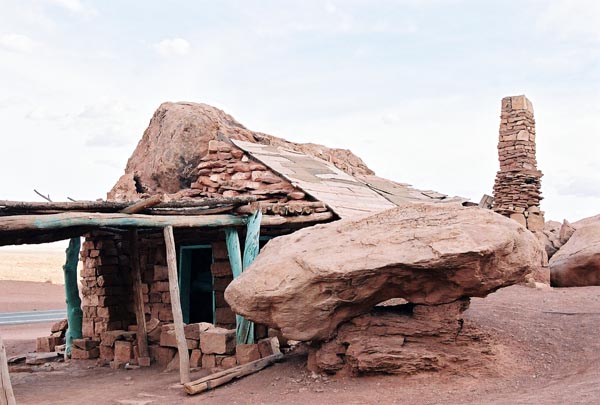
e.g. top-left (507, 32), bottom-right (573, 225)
top-left (493, 95), bottom-right (544, 232)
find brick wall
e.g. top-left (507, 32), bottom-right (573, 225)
top-left (80, 232), bottom-right (135, 338)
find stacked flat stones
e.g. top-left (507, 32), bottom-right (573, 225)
top-left (493, 95), bottom-right (544, 232)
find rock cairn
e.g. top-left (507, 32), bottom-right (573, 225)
top-left (492, 95), bottom-right (544, 232)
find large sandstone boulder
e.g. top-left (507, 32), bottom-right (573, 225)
top-left (550, 221), bottom-right (600, 287)
top-left (108, 102), bottom-right (373, 200)
top-left (225, 203), bottom-right (543, 341)
top-left (537, 220), bottom-right (561, 259)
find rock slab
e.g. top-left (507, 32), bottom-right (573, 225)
top-left (550, 221), bottom-right (600, 287)
top-left (225, 203), bottom-right (543, 341)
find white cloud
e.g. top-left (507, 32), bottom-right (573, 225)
top-left (537, 0), bottom-right (600, 41)
top-left (154, 38), bottom-right (191, 57)
top-left (0, 33), bottom-right (37, 53)
top-left (557, 177), bottom-right (600, 198)
top-left (46, 0), bottom-right (97, 17)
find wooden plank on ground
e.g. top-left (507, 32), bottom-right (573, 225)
top-left (183, 353), bottom-right (283, 395)
top-left (164, 225), bottom-right (190, 384)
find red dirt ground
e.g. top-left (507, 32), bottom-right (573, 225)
top-left (3, 284), bottom-right (600, 404)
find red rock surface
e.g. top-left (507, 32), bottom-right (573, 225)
top-left (226, 203), bottom-right (543, 341)
top-left (108, 102), bottom-right (373, 200)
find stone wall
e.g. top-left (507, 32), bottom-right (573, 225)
top-left (190, 140), bottom-right (308, 202)
top-left (80, 232), bottom-right (135, 339)
top-left (79, 230), bottom-right (269, 365)
top-left (492, 95), bottom-right (544, 232)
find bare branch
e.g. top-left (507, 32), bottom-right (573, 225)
top-left (33, 189), bottom-right (52, 202)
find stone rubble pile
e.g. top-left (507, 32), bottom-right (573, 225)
top-left (36, 319), bottom-right (68, 353)
top-left (90, 320), bottom-right (279, 370)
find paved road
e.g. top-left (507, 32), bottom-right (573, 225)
top-left (0, 309), bottom-right (66, 326)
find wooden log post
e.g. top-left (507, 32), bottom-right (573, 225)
top-left (0, 336), bottom-right (16, 405)
top-left (225, 210), bottom-right (262, 345)
top-left (163, 225), bottom-right (190, 384)
top-left (129, 229), bottom-right (150, 366)
top-left (63, 237), bottom-right (82, 357)
top-left (224, 228), bottom-right (246, 344)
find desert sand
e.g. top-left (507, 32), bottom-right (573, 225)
top-left (0, 248), bottom-right (68, 284)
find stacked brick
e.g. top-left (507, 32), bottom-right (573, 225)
top-left (190, 140), bottom-right (308, 203)
top-left (157, 323), bottom-right (279, 370)
top-left (79, 230), bottom-right (272, 365)
top-left (493, 95), bottom-right (544, 232)
top-left (80, 233), bottom-right (135, 340)
top-left (137, 233), bottom-right (173, 323)
top-left (211, 241), bottom-right (236, 328)
top-left (36, 319), bottom-right (68, 353)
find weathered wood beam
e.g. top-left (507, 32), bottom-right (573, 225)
top-left (129, 230), bottom-right (150, 366)
top-left (260, 212), bottom-right (334, 226)
top-left (0, 336), bottom-right (16, 405)
top-left (0, 227), bottom-right (93, 247)
top-left (149, 206), bottom-right (235, 216)
top-left (183, 353), bottom-right (283, 395)
top-left (120, 195), bottom-right (163, 214)
top-left (164, 225), bottom-right (190, 384)
top-left (0, 196), bottom-right (257, 214)
top-left (0, 213), bottom-right (247, 232)
top-left (236, 201), bottom-right (327, 215)
top-left (63, 238), bottom-right (82, 357)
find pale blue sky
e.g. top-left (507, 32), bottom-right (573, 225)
top-left (1, 0), bottom-right (599, 226)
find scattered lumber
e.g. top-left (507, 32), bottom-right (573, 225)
top-left (183, 353), bottom-right (284, 395)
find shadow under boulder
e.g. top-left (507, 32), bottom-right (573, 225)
top-left (308, 298), bottom-right (494, 375)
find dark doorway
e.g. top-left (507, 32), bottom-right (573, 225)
top-left (178, 246), bottom-right (214, 324)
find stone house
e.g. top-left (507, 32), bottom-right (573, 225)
top-left (0, 102), bottom-right (462, 373)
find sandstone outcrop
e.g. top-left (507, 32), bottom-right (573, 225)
top-left (550, 221), bottom-right (600, 287)
top-left (537, 220), bottom-right (561, 258)
top-left (108, 102), bottom-right (373, 200)
top-left (225, 203), bottom-right (543, 341)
